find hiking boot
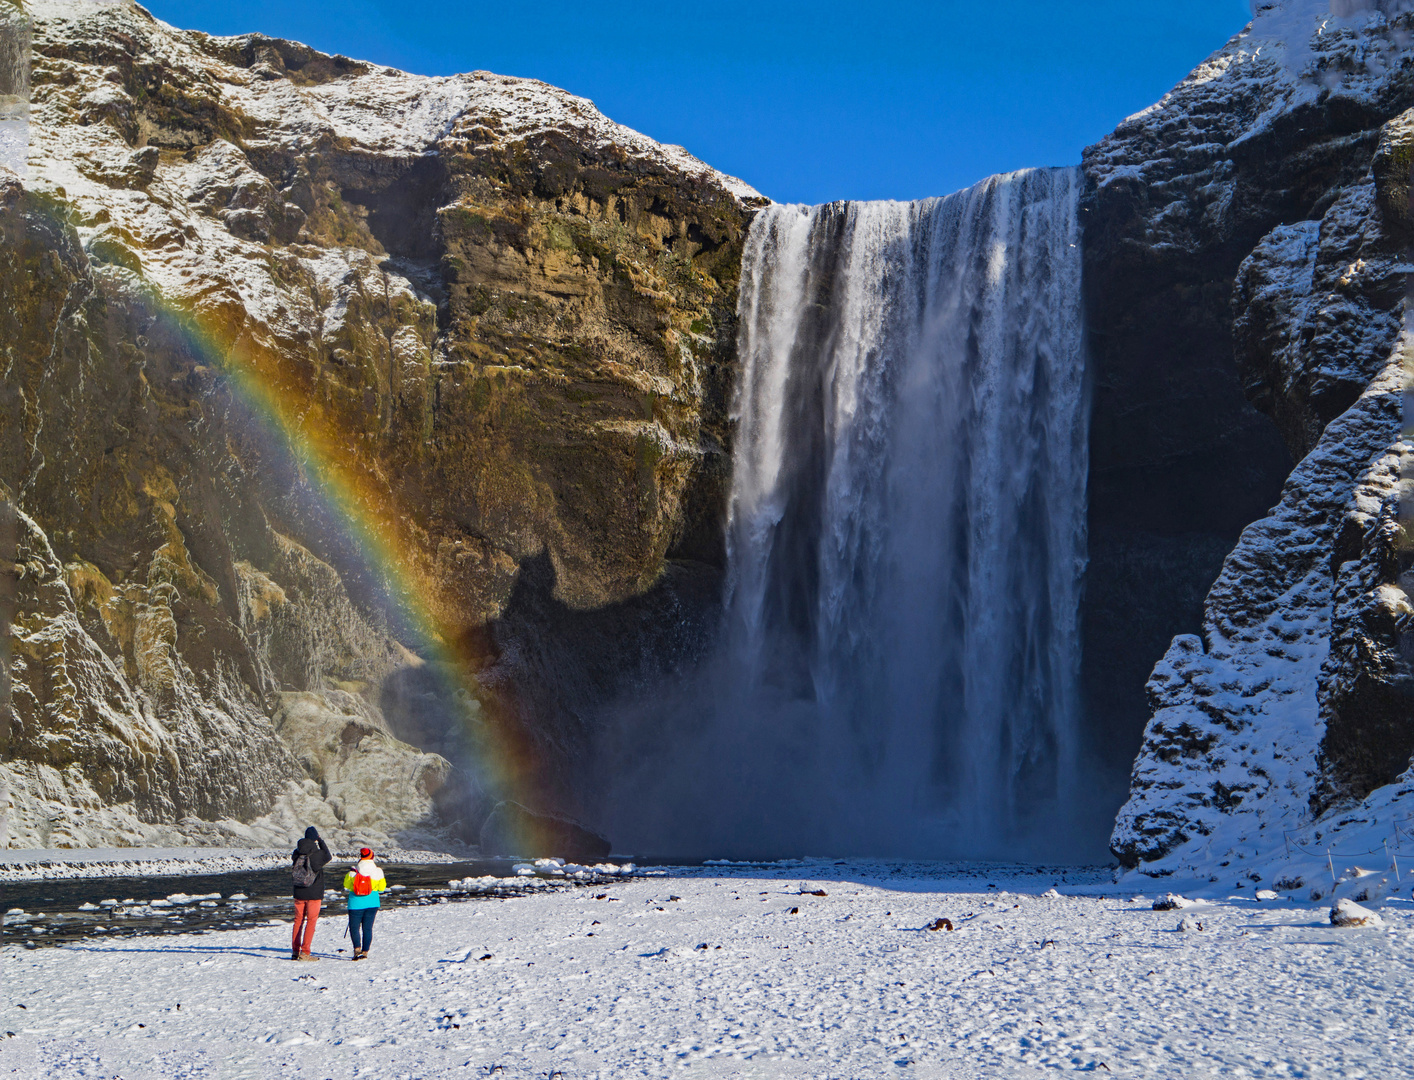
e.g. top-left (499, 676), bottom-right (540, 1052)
top-left (352, 949), bottom-right (366, 960)
top-left (297, 952), bottom-right (319, 962)
top-left (291, 948), bottom-right (300, 961)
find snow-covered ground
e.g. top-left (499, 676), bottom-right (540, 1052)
top-left (3, 860), bottom-right (1410, 1078)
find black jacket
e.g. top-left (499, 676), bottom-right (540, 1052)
top-left (292, 834), bottom-right (332, 901)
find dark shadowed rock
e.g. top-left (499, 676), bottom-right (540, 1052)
top-left (479, 800), bottom-right (611, 862)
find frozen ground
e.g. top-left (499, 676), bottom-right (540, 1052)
top-left (2, 859), bottom-right (1410, 1079)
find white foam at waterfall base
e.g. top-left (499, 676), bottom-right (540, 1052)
top-left (603, 168), bottom-right (1098, 861)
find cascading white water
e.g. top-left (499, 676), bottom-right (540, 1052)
top-left (606, 167), bottom-right (1089, 859)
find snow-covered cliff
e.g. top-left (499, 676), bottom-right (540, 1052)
top-left (1097, 0), bottom-right (1414, 887)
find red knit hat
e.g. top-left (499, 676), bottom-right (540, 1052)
top-left (359, 847), bottom-right (373, 859)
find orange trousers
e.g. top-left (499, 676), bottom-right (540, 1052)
top-left (292, 898), bottom-right (321, 954)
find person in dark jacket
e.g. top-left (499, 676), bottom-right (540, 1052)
top-left (291, 826), bottom-right (332, 961)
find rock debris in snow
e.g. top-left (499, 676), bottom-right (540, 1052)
top-left (1152, 894), bottom-right (1197, 911)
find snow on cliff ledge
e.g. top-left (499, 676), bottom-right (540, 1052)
top-left (25, 0), bottom-right (761, 202)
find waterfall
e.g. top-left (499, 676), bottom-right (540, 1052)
top-left (606, 167), bottom-right (1090, 859)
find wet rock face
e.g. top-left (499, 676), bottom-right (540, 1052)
top-left (1103, 3), bottom-right (1414, 872)
top-left (1, 0), bottom-right (761, 846)
top-left (1080, 6), bottom-right (1414, 793)
top-left (0, 165), bottom-right (442, 847)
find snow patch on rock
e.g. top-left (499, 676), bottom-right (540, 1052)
top-left (1330, 897), bottom-right (1384, 927)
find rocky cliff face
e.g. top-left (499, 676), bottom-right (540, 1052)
top-left (0, 0), bottom-right (760, 848)
top-left (1092, 1), bottom-right (1414, 881)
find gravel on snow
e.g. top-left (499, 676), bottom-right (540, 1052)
top-left (2, 863), bottom-right (1410, 1079)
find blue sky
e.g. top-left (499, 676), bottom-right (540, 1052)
top-left (146, 1), bottom-right (1254, 204)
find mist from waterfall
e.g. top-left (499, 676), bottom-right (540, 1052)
top-left (603, 167), bottom-right (1092, 860)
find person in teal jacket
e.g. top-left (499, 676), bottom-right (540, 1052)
top-left (343, 847), bottom-right (387, 960)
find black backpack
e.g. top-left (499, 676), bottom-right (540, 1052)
top-left (293, 852), bottom-right (317, 888)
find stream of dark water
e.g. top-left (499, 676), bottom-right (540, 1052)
top-left (0, 860), bottom-right (568, 949)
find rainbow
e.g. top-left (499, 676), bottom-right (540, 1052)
top-left (88, 241), bottom-right (546, 842)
